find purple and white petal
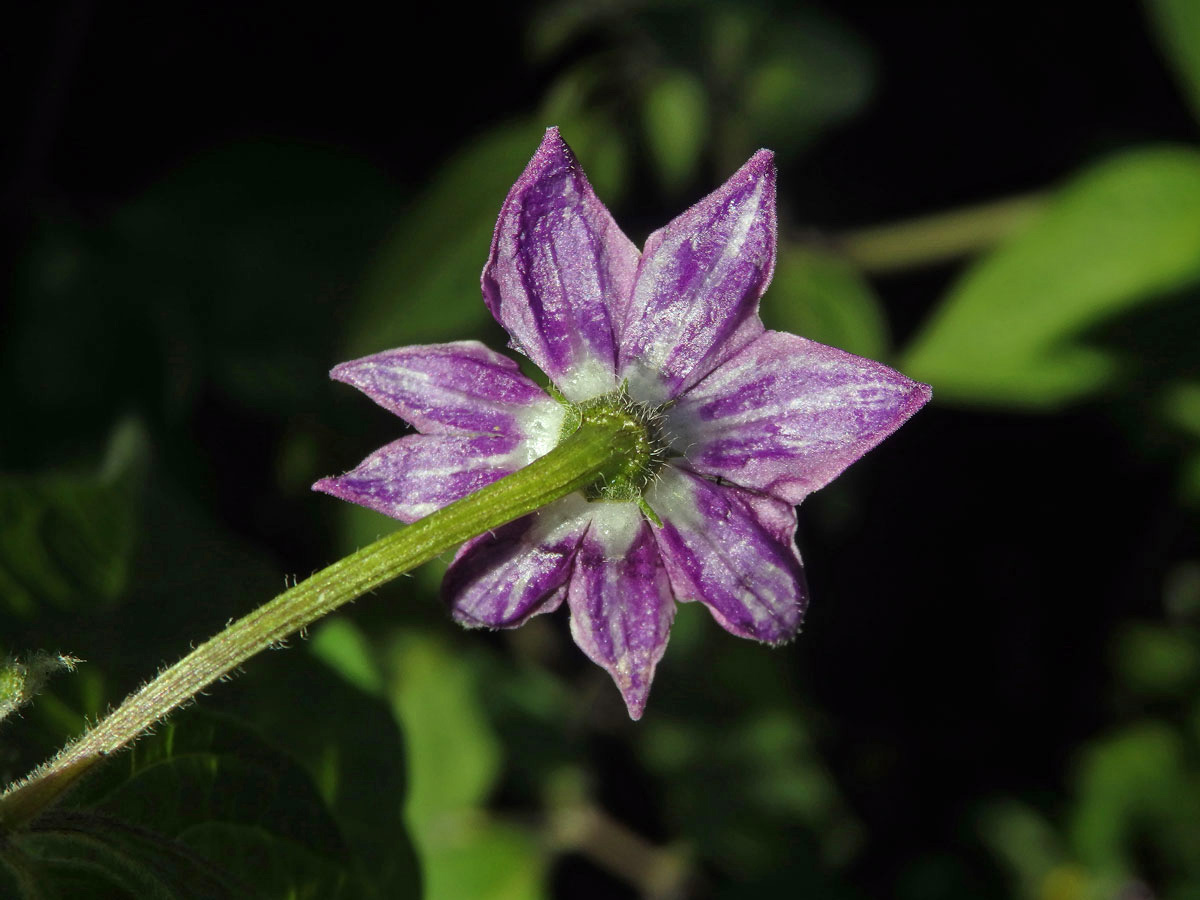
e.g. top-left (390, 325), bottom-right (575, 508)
top-left (445, 494), bottom-right (593, 629)
top-left (331, 341), bottom-right (563, 451)
top-left (566, 503), bottom-right (675, 720)
top-left (618, 151), bottom-right (776, 404)
top-left (482, 127), bottom-right (640, 401)
top-left (647, 466), bottom-right (805, 644)
top-left (669, 331), bottom-right (932, 505)
top-left (313, 433), bottom-right (526, 523)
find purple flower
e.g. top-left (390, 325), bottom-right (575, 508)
top-left (315, 128), bottom-right (930, 719)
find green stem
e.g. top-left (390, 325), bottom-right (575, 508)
top-left (834, 190), bottom-right (1048, 273)
top-left (0, 417), bottom-right (635, 829)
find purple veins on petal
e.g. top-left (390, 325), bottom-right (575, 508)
top-left (483, 127), bottom-right (640, 401)
top-left (312, 433), bottom-right (524, 524)
top-left (566, 502), bottom-right (675, 721)
top-left (669, 331), bottom-right (933, 506)
top-left (445, 494), bottom-right (593, 629)
top-left (330, 340), bottom-right (561, 439)
top-left (313, 131), bottom-right (937, 723)
top-left (647, 466), bottom-right (805, 645)
top-left (618, 149), bottom-right (776, 404)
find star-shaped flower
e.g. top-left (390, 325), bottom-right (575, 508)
top-left (315, 128), bottom-right (930, 719)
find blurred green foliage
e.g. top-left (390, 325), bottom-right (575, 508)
top-left (0, 421), bottom-right (145, 620)
top-left (903, 147), bottom-right (1200, 409)
top-left (1147, 0), bottom-right (1200, 122)
top-left (3, 0), bottom-right (1200, 896)
top-left (765, 245), bottom-right (890, 362)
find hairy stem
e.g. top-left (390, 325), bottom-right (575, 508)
top-left (834, 190), bottom-right (1048, 273)
top-left (0, 416), bottom-right (637, 829)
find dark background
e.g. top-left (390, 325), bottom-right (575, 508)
top-left (4, 2), bottom-right (1200, 898)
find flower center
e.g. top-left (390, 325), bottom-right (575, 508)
top-left (556, 386), bottom-right (670, 503)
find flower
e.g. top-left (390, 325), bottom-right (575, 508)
top-left (314, 128), bottom-right (930, 719)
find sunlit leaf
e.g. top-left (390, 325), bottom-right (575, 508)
top-left (310, 617), bottom-right (386, 697)
top-left (903, 147), bottom-right (1200, 408)
top-left (417, 825), bottom-right (543, 900)
top-left (384, 631), bottom-right (544, 900)
top-left (385, 631), bottom-right (500, 824)
top-left (1146, 0), bottom-right (1200, 122)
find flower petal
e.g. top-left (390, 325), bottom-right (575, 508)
top-left (647, 466), bottom-right (805, 644)
top-left (618, 150), bottom-right (776, 403)
top-left (566, 503), bottom-right (675, 720)
top-left (668, 331), bottom-right (932, 505)
top-left (330, 340), bottom-right (563, 448)
top-left (445, 494), bottom-right (593, 628)
top-left (313, 433), bottom-right (524, 523)
top-left (482, 127), bottom-right (640, 401)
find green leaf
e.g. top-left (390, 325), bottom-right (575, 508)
top-left (1146, 0), bottom-right (1200, 123)
top-left (225, 628), bottom-right (421, 898)
top-left (309, 617), bottom-right (386, 697)
top-left (902, 147), bottom-right (1200, 409)
top-left (3, 711), bottom-right (361, 899)
top-left (383, 631), bottom-right (545, 900)
top-left (763, 244), bottom-right (890, 361)
top-left (641, 69), bottom-right (709, 193)
top-left (3, 818), bottom-right (249, 900)
top-left (0, 420), bottom-right (147, 619)
top-left (414, 824), bottom-right (543, 900)
top-left (1068, 723), bottom-right (1200, 881)
top-left (385, 632), bottom-right (500, 825)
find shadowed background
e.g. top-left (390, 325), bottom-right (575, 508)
top-left (3, 1), bottom-right (1200, 897)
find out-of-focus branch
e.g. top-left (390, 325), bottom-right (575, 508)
top-left (548, 800), bottom-right (693, 899)
top-left (833, 190), bottom-right (1048, 274)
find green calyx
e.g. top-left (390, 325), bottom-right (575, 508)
top-left (556, 386), bottom-right (670, 504)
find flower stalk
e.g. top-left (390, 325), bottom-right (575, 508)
top-left (0, 415), bottom-right (636, 830)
